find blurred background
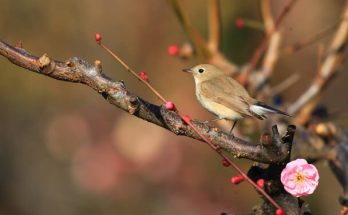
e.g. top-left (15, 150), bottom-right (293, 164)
top-left (0, 0), bottom-right (347, 214)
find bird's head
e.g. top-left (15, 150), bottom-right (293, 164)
top-left (182, 64), bottom-right (224, 83)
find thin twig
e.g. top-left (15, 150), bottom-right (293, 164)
top-left (100, 44), bottom-right (167, 103)
top-left (260, 0), bottom-right (275, 34)
top-left (238, 0), bottom-right (298, 86)
top-left (274, 0), bottom-right (298, 28)
top-left (99, 41), bottom-right (284, 212)
top-left (208, 0), bottom-right (221, 52)
top-left (261, 32), bottom-right (282, 80)
top-left (241, 18), bottom-right (265, 31)
top-left (270, 73), bottom-right (300, 96)
top-left (168, 0), bottom-right (210, 60)
top-left (250, 31), bottom-right (282, 97)
top-left (281, 22), bottom-right (339, 55)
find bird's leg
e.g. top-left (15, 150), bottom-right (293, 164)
top-left (202, 117), bottom-right (223, 124)
top-left (229, 120), bottom-right (238, 135)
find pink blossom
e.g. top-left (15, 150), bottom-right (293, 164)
top-left (281, 159), bottom-right (319, 197)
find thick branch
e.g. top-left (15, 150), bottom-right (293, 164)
top-left (0, 39), bottom-right (292, 164)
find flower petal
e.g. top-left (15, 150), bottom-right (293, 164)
top-left (286, 159), bottom-right (308, 169)
top-left (280, 159), bottom-right (319, 197)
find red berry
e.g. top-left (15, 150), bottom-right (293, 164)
top-left (165, 102), bottom-right (175, 111)
top-left (222, 159), bottom-right (230, 167)
top-left (257, 178), bottom-right (265, 188)
top-left (182, 115), bottom-right (191, 124)
top-left (230, 175), bottom-right (244, 184)
top-left (276, 209), bottom-right (285, 215)
top-left (138, 71), bottom-right (148, 82)
top-left (95, 33), bottom-right (102, 43)
top-left (167, 44), bottom-right (179, 56)
top-left (235, 18), bottom-right (245, 29)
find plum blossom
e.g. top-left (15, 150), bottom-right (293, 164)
top-left (281, 159), bottom-right (319, 197)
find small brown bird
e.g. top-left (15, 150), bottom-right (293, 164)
top-left (183, 64), bottom-right (290, 134)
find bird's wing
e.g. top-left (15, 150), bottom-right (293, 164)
top-left (199, 79), bottom-right (253, 117)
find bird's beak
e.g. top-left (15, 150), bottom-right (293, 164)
top-left (182, 68), bottom-right (192, 73)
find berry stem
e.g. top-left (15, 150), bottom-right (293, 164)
top-left (98, 40), bottom-right (283, 212)
top-left (99, 43), bottom-right (167, 103)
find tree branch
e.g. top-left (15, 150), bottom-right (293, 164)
top-left (288, 2), bottom-right (348, 118)
top-left (237, 0), bottom-right (298, 86)
top-left (0, 39), bottom-right (293, 164)
top-left (260, 0), bottom-right (275, 34)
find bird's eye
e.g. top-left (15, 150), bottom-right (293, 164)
top-left (198, 68), bottom-right (204, 73)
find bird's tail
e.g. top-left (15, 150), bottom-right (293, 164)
top-left (250, 102), bottom-right (291, 117)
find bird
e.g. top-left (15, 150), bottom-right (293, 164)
top-left (182, 64), bottom-right (290, 134)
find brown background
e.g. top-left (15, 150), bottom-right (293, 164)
top-left (0, 0), bottom-right (346, 214)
